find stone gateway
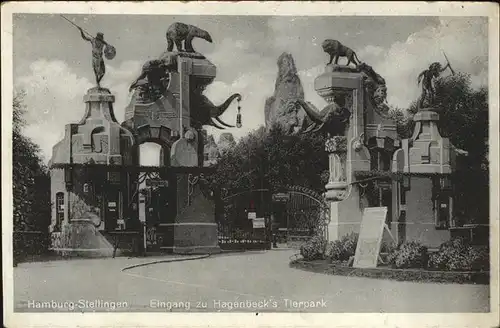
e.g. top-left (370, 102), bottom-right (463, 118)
top-left (49, 23), bottom-right (241, 255)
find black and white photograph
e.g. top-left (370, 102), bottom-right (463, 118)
top-left (2, 2), bottom-right (499, 328)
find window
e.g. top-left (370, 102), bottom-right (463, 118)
top-left (55, 192), bottom-right (64, 232)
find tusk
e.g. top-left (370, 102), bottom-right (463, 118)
top-left (214, 117), bottom-right (235, 128)
top-left (210, 118), bottom-right (226, 130)
top-left (312, 122), bottom-right (325, 133)
top-left (301, 123), bottom-right (317, 134)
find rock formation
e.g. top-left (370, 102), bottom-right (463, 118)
top-left (264, 52), bottom-right (306, 134)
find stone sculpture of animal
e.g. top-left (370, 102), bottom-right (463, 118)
top-left (190, 93), bottom-right (242, 130)
top-left (322, 39), bottom-right (361, 66)
top-left (166, 22), bottom-right (213, 53)
top-left (289, 99), bottom-right (351, 136)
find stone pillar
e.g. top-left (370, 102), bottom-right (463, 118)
top-left (314, 66), bottom-right (370, 241)
top-left (169, 55), bottom-right (220, 254)
top-left (391, 107), bottom-right (457, 247)
top-left (49, 87), bottom-right (134, 253)
top-left (324, 136), bottom-right (348, 200)
top-left (406, 109), bottom-right (452, 174)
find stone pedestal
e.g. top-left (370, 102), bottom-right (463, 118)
top-left (314, 67), bottom-right (371, 241)
top-left (391, 108), bottom-right (459, 246)
top-left (123, 52), bottom-right (221, 254)
top-left (163, 174), bottom-right (220, 254)
top-left (49, 88), bottom-right (134, 251)
top-left (405, 109), bottom-right (453, 174)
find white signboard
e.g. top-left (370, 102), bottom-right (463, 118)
top-left (248, 212), bottom-right (257, 220)
top-left (139, 195), bottom-right (146, 223)
top-left (353, 207), bottom-right (387, 269)
top-left (252, 218), bottom-right (265, 228)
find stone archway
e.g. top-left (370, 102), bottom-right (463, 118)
top-left (126, 124), bottom-right (178, 167)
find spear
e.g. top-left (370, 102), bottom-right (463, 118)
top-left (60, 14), bottom-right (94, 39)
top-left (442, 51), bottom-right (456, 75)
top-left (60, 14), bottom-right (110, 46)
top-left (60, 14), bottom-right (116, 59)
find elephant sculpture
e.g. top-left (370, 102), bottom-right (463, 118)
top-left (129, 59), bottom-right (173, 101)
top-left (190, 93), bottom-right (242, 130)
top-left (289, 99), bottom-right (350, 136)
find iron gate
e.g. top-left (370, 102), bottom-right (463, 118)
top-left (216, 189), bottom-right (271, 250)
top-left (273, 186), bottom-right (330, 248)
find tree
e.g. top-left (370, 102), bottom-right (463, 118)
top-left (13, 90), bottom-right (51, 232)
top-left (210, 124), bottom-right (328, 196)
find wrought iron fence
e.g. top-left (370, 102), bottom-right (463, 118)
top-left (283, 186), bottom-right (330, 248)
top-left (216, 189), bottom-right (271, 250)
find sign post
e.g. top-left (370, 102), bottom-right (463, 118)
top-left (272, 192), bottom-right (290, 203)
top-left (252, 218), bottom-right (266, 229)
top-left (146, 179), bottom-right (169, 188)
top-left (353, 207), bottom-right (390, 268)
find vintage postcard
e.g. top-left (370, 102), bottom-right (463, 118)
top-left (2, 1), bottom-right (499, 327)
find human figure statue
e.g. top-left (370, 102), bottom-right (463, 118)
top-left (417, 61), bottom-right (452, 109)
top-left (79, 28), bottom-right (107, 88)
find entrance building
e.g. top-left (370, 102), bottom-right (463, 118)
top-left (298, 62), bottom-right (467, 248)
top-left (49, 45), bottom-right (242, 254)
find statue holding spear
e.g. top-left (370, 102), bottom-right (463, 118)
top-left (417, 51), bottom-right (455, 109)
top-left (61, 15), bottom-right (116, 88)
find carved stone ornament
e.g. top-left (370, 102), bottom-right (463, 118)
top-left (129, 59), bottom-right (174, 103)
top-left (290, 99), bottom-right (350, 136)
top-left (357, 62), bottom-right (391, 118)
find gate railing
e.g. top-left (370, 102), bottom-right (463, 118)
top-left (216, 189), bottom-right (271, 250)
top-left (280, 186), bottom-right (330, 248)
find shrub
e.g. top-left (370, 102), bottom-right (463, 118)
top-left (380, 241), bottom-right (399, 264)
top-left (300, 235), bottom-right (327, 261)
top-left (387, 241), bottom-right (428, 269)
top-left (326, 232), bottom-right (359, 263)
top-left (381, 241), bottom-right (398, 254)
top-left (428, 237), bottom-right (489, 271)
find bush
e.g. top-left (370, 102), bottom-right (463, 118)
top-left (380, 241), bottom-right (398, 254)
top-left (326, 232), bottom-right (358, 263)
top-left (300, 235), bottom-right (327, 261)
top-left (428, 237), bottom-right (489, 271)
top-left (386, 241), bottom-right (428, 269)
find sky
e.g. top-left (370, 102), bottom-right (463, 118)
top-left (12, 14), bottom-right (488, 164)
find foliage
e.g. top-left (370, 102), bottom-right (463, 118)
top-left (326, 232), bottom-right (358, 263)
top-left (428, 237), bottom-right (489, 271)
top-left (300, 235), bottom-right (327, 261)
top-left (13, 90), bottom-right (51, 232)
top-left (380, 240), bottom-right (399, 254)
top-left (210, 124), bottom-right (328, 196)
top-left (386, 241), bottom-right (428, 269)
top-left (325, 136), bottom-right (347, 153)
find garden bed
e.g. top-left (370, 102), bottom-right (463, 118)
top-left (289, 258), bottom-right (489, 285)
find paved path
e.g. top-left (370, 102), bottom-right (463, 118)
top-left (14, 250), bottom-right (489, 313)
